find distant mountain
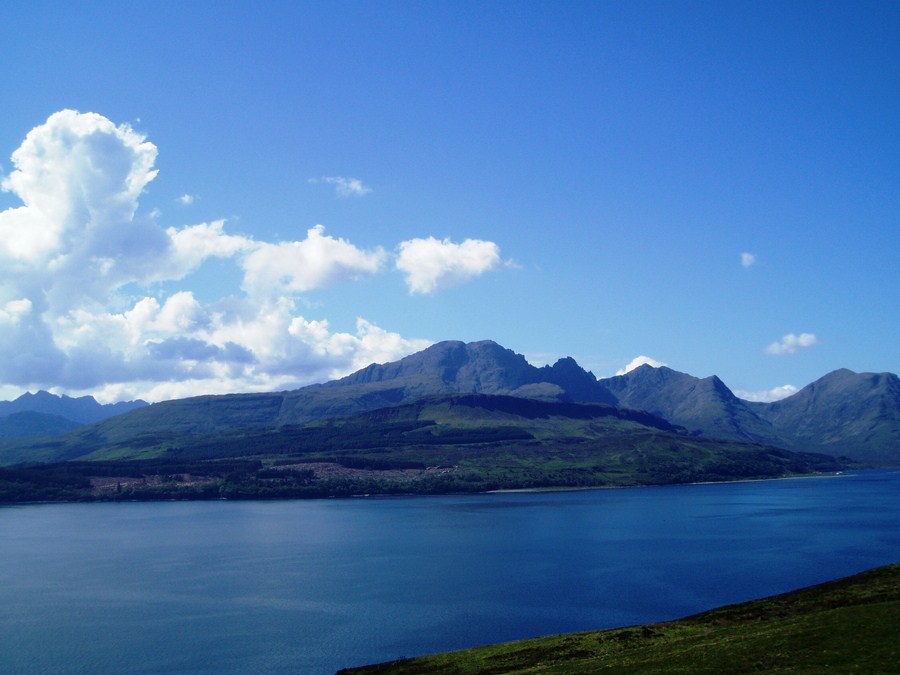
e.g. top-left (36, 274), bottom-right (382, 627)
top-left (0, 391), bottom-right (148, 426)
top-left (0, 341), bottom-right (895, 467)
top-left (23, 340), bottom-right (615, 450)
top-left (599, 366), bottom-right (899, 465)
top-left (320, 340), bottom-right (616, 404)
top-left (0, 411), bottom-right (83, 438)
top-left (599, 366), bottom-right (778, 445)
top-left (748, 369), bottom-right (900, 465)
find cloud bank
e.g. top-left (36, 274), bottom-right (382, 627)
top-left (765, 332), bottom-right (819, 356)
top-left (0, 111), bottom-right (506, 401)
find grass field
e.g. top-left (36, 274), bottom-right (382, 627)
top-left (339, 564), bottom-right (900, 674)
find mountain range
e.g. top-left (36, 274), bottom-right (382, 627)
top-left (0, 391), bottom-right (147, 439)
top-left (602, 364), bottom-right (899, 465)
top-left (1, 339), bottom-right (897, 467)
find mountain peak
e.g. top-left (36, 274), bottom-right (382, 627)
top-left (319, 340), bottom-right (615, 405)
top-left (600, 366), bottom-right (773, 444)
top-left (538, 357), bottom-right (615, 404)
top-left (0, 390), bottom-right (148, 425)
top-left (3, 339), bottom-right (895, 467)
top-left (753, 368), bottom-right (899, 463)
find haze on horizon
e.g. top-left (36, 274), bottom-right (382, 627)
top-left (1, 1), bottom-right (896, 405)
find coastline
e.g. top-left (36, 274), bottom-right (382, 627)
top-left (1, 468), bottom-right (862, 506)
top-left (486, 470), bottom-right (851, 495)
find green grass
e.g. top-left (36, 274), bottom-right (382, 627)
top-left (0, 394), bottom-right (848, 502)
top-left (338, 564), bottom-right (900, 674)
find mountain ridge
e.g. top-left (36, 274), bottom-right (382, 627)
top-left (599, 365), bottom-right (777, 445)
top-left (0, 340), bottom-right (895, 466)
top-left (0, 391), bottom-right (148, 438)
top-left (600, 364), bottom-right (898, 464)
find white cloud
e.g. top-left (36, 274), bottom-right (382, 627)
top-left (734, 384), bottom-right (799, 402)
top-left (241, 225), bottom-right (386, 298)
top-left (0, 109), bottom-right (160, 273)
top-left (395, 236), bottom-right (503, 294)
top-left (48, 293), bottom-right (428, 401)
top-left (0, 109), bottom-right (170, 314)
top-left (312, 175), bottom-right (373, 198)
top-left (765, 332), bottom-right (819, 356)
top-left (177, 193), bottom-right (195, 205)
top-left (741, 252), bottom-right (756, 268)
top-left (615, 355), bottom-right (667, 376)
top-left (0, 299), bottom-right (33, 325)
top-left (163, 220), bottom-right (255, 280)
top-left (0, 111), bottom-right (511, 402)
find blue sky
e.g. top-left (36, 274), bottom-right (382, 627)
top-left (1, 1), bottom-right (897, 403)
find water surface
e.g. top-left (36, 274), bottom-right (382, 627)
top-left (1, 470), bottom-right (898, 673)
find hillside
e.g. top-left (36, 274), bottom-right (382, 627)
top-left (339, 563), bottom-right (900, 674)
top-left (0, 411), bottom-right (82, 438)
top-left (0, 394), bottom-right (845, 503)
top-left (0, 340), bottom-right (895, 468)
top-left (600, 365), bottom-right (900, 465)
top-left (748, 369), bottom-right (900, 465)
top-left (0, 341), bottom-right (617, 465)
top-left (599, 366), bottom-right (777, 444)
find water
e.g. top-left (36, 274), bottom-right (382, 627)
top-left (1, 470), bottom-right (898, 674)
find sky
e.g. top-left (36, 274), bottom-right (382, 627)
top-left (1, 1), bottom-right (897, 404)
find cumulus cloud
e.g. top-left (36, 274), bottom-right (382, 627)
top-left (741, 252), bottom-right (756, 268)
top-left (311, 175), bottom-right (373, 198)
top-left (43, 289), bottom-right (431, 401)
top-left (163, 220), bottom-right (255, 279)
top-left (734, 384), bottom-right (799, 403)
top-left (0, 109), bottom-right (165, 296)
top-left (0, 110), bottom-right (454, 402)
top-left (177, 193), bottom-right (195, 205)
top-left (615, 355), bottom-right (667, 376)
top-left (242, 225), bottom-right (385, 298)
top-left (396, 236), bottom-right (503, 294)
top-left (0, 110), bottom-right (173, 318)
top-left (1, 110), bottom-right (158, 264)
top-left (765, 332), bottom-right (819, 356)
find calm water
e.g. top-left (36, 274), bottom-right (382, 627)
top-left (1, 470), bottom-right (898, 674)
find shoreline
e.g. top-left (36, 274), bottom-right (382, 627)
top-left (486, 470), bottom-right (852, 495)
top-left (2, 469), bottom-right (870, 507)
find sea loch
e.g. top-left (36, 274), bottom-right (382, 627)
top-left (2, 470), bottom-right (898, 674)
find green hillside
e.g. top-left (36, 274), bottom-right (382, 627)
top-left (749, 369), bottom-right (900, 465)
top-left (2, 341), bottom-right (894, 469)
top-left (339, 564), bottom-right (900, 674)
top-left (0, 395), bottom-right (845, 503)
top-left (0, 411), bottom-right (81, 438)
top-left (602, 365), bottom-right (900, 465)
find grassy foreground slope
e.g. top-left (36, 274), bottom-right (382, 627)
top-left (339, 564), bottom-right (900, 674)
